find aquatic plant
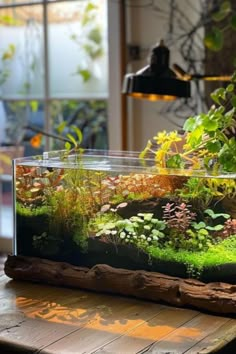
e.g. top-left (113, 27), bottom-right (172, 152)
top-left (177, 177), bottom-right (214, 209)
top-left (177, 177), bottom-right (236, 215)
top-left (95, 212), bottom-right (166, 249)
top-left (162, 202), bottom-right (196, 232)
top-left (32, 231), bottom-right (62, 256)
top-left (102, 173), bottom-right (166, 203)
top-left (205, 178), bottom-right (236, 199)
top-left (140, 74), bottom-right (236, 173)
top-left (161, 202), bottom-right (210, 251)
top-left (16, 203), bottom-right (49, 217)
top-left (62, 169), bottom-right (111, 216)
top-left (16, 165), bottom-right (63, 205)
top-left (46, 186), bottom-right (89, 252)
top-left (161, 203), bottom-right (231, 251)
top-left (103, 173), bottom-right (187, 204)
top-left (147, 235), bottom-right (236, 278)
top-left (219, 218), bottom-right (236, 239)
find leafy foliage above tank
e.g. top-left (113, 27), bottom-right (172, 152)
top-left (140, 72), bottom-right (236, 173)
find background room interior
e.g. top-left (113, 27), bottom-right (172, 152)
top-left (0, 0), bottom-right (236, 252)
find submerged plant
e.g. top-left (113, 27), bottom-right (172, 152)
top-left (162, 202), bottom-right (206, 250)
top-left (62, 169), bottom-right (111, 217)
top-left (218, 218), bottom-right (236, 239)
top-left (161, 203), bottom-right (231, 251)
top-left (95, 212), bottom-right (166, 249)
top-left (16, 166), bottom-right (63, 205)
top-left (101, 173), bottom-right (167, 203)
top-left (32, 231), bottom-right (62, 256)
top-left (162, 202), bottom-right (196, 232)
top-left (177, 177), bottom-right (214, 209)
top-left (46, 186), bottom-right (89, 252)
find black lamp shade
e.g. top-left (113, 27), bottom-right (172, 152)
top-left (123, 41), bottom-right (191, 101)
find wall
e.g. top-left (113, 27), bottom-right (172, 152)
top-left (125, 0), bottom-right (204, 151)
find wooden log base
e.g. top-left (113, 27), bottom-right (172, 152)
top-left (4, 255), bottom-right (236, 315)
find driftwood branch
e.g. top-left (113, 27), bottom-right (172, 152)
top-left (4, 255), bottom-right (236, 315)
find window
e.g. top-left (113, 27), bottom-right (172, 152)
top-left (0, 0), bottom-right (108, 153)
top-left (0, 0), bottom-right (117, 249)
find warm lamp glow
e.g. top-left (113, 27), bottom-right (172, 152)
top-left (123, 40), bottom-right (191, 101)
top-left (128, 92), bottom-right (177, 101)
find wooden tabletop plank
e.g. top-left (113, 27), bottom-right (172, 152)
top-left (184, 319), bottom-right (236, 354)
top-left (1, 276), bottom-right (164, 326)
top-left (0, 272), bottom-right (235, 354)
top-left (138, 313), bottom-right (231, 354)
top-left (0, 315), bottom-right (78, 353)
top-left (93, 307), bottom-right (199, 354)
top-left (0, 275), bottom-right (164, 353)
top-left (40, 301), bottom-right (166, 353)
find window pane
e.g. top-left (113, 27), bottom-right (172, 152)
top-left (48, 0), bottom-right (108, 98)
top-left (0, 99), bottom-right (45, 155)
top-left (0, 5), bottom-right (44, 99)
top-left (50, 99), bottom-right (108, 150)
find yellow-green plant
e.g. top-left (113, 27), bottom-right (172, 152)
top-left (140, 73), bottom-right (236, 173)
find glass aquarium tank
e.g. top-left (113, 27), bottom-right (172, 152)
top-left (13, 148), bottom-right (236, 284)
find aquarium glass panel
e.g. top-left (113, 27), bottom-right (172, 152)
top-left (13, 150), bottom-right (236, 284)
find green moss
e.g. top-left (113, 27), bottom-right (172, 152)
top-left (16, 203), bottom-right (49, 216)
top-left (148, 235), bottom-right (236, 271)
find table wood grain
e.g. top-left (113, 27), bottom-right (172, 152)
top-left (0, 258), bottom-right (236, 353)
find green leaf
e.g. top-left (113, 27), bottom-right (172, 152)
top-left (207, 224), bottom-right (224, 231)
top-left (77, 69), bottom-right (91, 82)
top-left (204, 209), bottom-right (215, 218)
top-left (205, 140), bottom-right (221, 153)
top-left (192, 221), bottom-right (206, 230)
top-left (205, 209), bottom-right (230, 219)
top-left (65, 142), bottom-right (71, 151)
top-left (210, 87), bottom-right (226, 105)
top-left (183, 117), bottom-right (196, 132)
top-left (198, 229), bottom-right (209, 236)
top-left (85, 2), bottom-right (97, 12)
top-left (71, 125), bottom-right (83, 145)
top-left (186, 125), bottom-right (204, 148)
top-left (166, 154), bottom-right (183, 168)
top-left (226, 83), bottom-right (234, 92)
top-left (231, 14), bottom-right (236, 30)
top-left (212, 1), bottom-right (231, 22)
top-left (88, 27), bottom-right (102, 45)
top-left (231, 71), bottom-right (236, 81)
top-left (2, 43), bottom-right (16, 60)
top-left (202, 116), bottom-right (218, 131)
top-left (57, 121), bottom-right (67, 134)
top-left (66, 133), bottom-right (78, 147)
top-left (204, 27), bottom-right (223, 51)
top-left (30, 101), bottom-right (38, 112)
top-left (83, 44), bottom-right (103, 59)
top-left (231, 95), bottom-right (236, 108)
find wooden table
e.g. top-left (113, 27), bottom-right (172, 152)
top-left (0, 257), bottom-right (236, 353)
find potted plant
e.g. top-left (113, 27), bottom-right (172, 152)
top-left (140, 73), bottom-right (236, 173)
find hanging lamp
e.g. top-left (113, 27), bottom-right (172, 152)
top-left (122, 40), bottom-right (191, 101)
